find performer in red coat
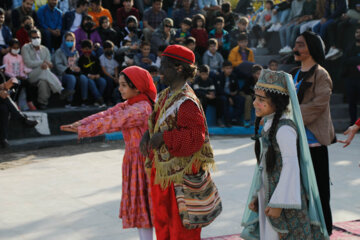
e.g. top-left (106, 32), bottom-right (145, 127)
top-left (140, 45), bottom-right (216, 240)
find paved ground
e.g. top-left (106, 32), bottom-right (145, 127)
top-left (0, 135), bottom-right (359, 240)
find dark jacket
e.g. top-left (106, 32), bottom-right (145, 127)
top-left (324, 0), bottom-right (347, 19)
top-left (0, 25), bottom-right (13, 50)
top-left (78, 55), bottom-right (103, 75)
top-left (214, 72), bottom-right (239, 96)
top-left (97, 27), bottom-right (119, 46)
top-left (62, 10), bottom-right (80, 35)
top-left (342, 42), bottom-right (360, 79)
top-left (11, 6), bottom-right (39, 33)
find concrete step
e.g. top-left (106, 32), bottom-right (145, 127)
top-left (333, 119), bottom-right (351, 132)
top-left (330, 104), bottom-right (360, 119)
top-left (278, 64), bottom-right (297, 73)
top-left (254, 55), bottom-right (281, 67)
top-left (330, 93), bottom-right (344, 105)
top-left (253, 47), bottom-right (269, 56)
top-left (6, 134), bottom-right (105, 152)
top-left (9, 106), bottom-right (107, 140)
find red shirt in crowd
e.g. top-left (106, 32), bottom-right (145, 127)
top-left (116, 7), bottom-right (140, 28)
top-left (191, 28), bottom-right (208, 49)
top-left (16, 28), bottom-right (31, 48)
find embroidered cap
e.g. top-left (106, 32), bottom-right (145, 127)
top-left (161, 44), bottom-right (195, 64)
top-left (255, 69), bottom-right (289, 95)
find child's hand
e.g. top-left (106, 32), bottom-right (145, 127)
top-left (248, 198), bottom-right (258, 212)
top-left (60, 122), bottom-right (81, 133)
top-left (265, 207), bottom-right (282, 218)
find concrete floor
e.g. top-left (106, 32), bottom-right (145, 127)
top-left (0, 135), bottom-right (359, 240)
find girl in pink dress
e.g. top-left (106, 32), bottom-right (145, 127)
top-left (61, 66), bottom-right (157, 240)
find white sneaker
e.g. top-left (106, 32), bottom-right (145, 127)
top-left (279, 47), bottom-right (286, 54)
top-left (325, 47), bottom-right (340, 59)
top-left (273, 23), bottom-right (282, 31)
top-left (267, 24), bottom-right (276, 32)
top-left (282, 46), bottom-right (293, 53)
top-left (328, 50), bottom-right (343, 60)
top-left (257, 39), bottom-right (265, 48)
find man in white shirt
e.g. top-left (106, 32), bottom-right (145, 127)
top-left (61, 0), bottom-right (89, 35)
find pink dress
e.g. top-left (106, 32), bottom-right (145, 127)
top-left (78, 100), bottom-right (153, 229)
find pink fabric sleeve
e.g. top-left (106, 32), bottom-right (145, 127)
top-left (78, 101), bottom-right (152, 138)
top-left (3, 55), bottom-right (16, 78)
top-left (163, 100), bottom-right (205, 157)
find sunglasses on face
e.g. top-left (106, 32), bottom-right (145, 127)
top-left (165, 25), bottom-right (172, 28)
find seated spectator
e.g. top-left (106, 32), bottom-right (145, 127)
top-left (61, 0), bottom-right (89, 35)
top-left (234, 0), bottom-right (252, 15)
top-left (278, 0), bottom-right (305, 54)
top-left (216, 2), bottom-right (236, 32)
top-left (0, 8), bottom-right (12, 65)
top-left (16, 16), bottom-right (34, 48)
top-left (142, 0), bottom-right (167, 41)
top-left (3, 38), bottom-right (37, 110)
top-left (148, 65), bottom-right (166, 93)
top-left (174, 17), bottom-right (192, 45)
top-left (57, 0), bottom-right (70, 13)
top-left (190, 13), bottom-right (208, 55)
top-left (135, 41), bottom-right (156, 70)
top-left (77, 39), bottom-right (106, 107)
top-left (74, 14), bottom-right (102, 54)
top-left (150, 18), bottom-right (175, 54)
top-left (267, 59), bottom-right (279, 70)
top-left (97, 16), bottom-right (118, 47)
top-left (22, 28), bottom-right (72, 109)
top-left (173, 0), bottom-right (199, 28)
top-left (229, 16), bottom-right (249, 49)
top-left (0, 70), bottom-right (38, 149)
top-left (313, 0), bottom-right (347, 39)
top-left (88, 0), bottom-right (113, 28)
top-left (116, 0), bottom-right (140, 29)
top-left (343, 26), bottom-right (360, 125)
top-left (53, 32), bottom-right (89, 108)
top-left (228, 33), bottom-right (255, 67)
top-left (198, 0), bottom-right (221, 29)
top-left (299, 0), bottom-right (325, 33)
top-left (251, 0), bottom-right (273, 48)
top-left (100, 40), bottom-right (118, 105)
top-left (325, 3), bottom-right (360, 60)
top-left (117, 39), bottom-right (136, 70)
top-left (208, 16), bottom-right (230, 58)
top-left (285, 0), bottom-right (319, 49)
top-left (238, 63), bottom-right (263, 127)
top-left (202, 38), bottom-right (224, 75)
top-left (119, 15), bottom-right (142, 48)
top-left (193, 64), bottom-right (216, 114)
top-left (153, 44), bottom-right (167, 68)
top-left (267, 0), bottom-right (292, 32)
top-left (184, 37), bottom-right (201, 65)
top-left (215, 60), bottom-right (244, 127)
top-left (11, 0), bottom-right (39, 34)
top-left (37, 0), bottom-right (62, 52)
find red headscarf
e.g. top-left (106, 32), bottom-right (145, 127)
top-left (121, 66), bottom-right (157, 106)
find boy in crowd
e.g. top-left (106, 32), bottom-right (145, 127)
top-left (208, 16), bottom-right (230, 58)
top-left (202, 38), bottom-right (224, 75)
top-left (268, 59), bottom-right (279, 70)
top-left (229, 16), bottom-right (249, 49)
top-left (193, 64), bottom-right (216, 114)
top-left (148, 65), bottom-right (166, 93)
top-left (185, 37), bottom-right (202, 65)
top-left (174, 17), bottom-right (192, 45)
top-left (0, 8), bottom-right (12, 65)
top-left (78, 39), bottom-right (106, 107)
top-left (239, 64), bottom-right (263, 127)
top-left (134, 41), bottom-right (156, 70)
top-left (228, 33), bottom-right (255, 67)
top-left (117, 39), bottom-right (136, 70)
top-left (215, 60), bottom-right (243, 127)
top-left (216, 1), bottom-right (236, 32)
top-left (100, 40), bottom-right (119, 106)
top-left (153, 44), bottom-right (167, 69)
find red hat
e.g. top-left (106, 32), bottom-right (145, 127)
top-left (161, 44), bottom-right (195, 64)
top-left (121, 66), bottom-right (157, 103)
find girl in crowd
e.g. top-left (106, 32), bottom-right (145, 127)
top-left (61, 66), bottom-right (157, 240)
top-left (241, 69), bottom-right (329, 239)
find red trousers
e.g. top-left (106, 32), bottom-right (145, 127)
top-left (151, 168), bottom-right (201, 240)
